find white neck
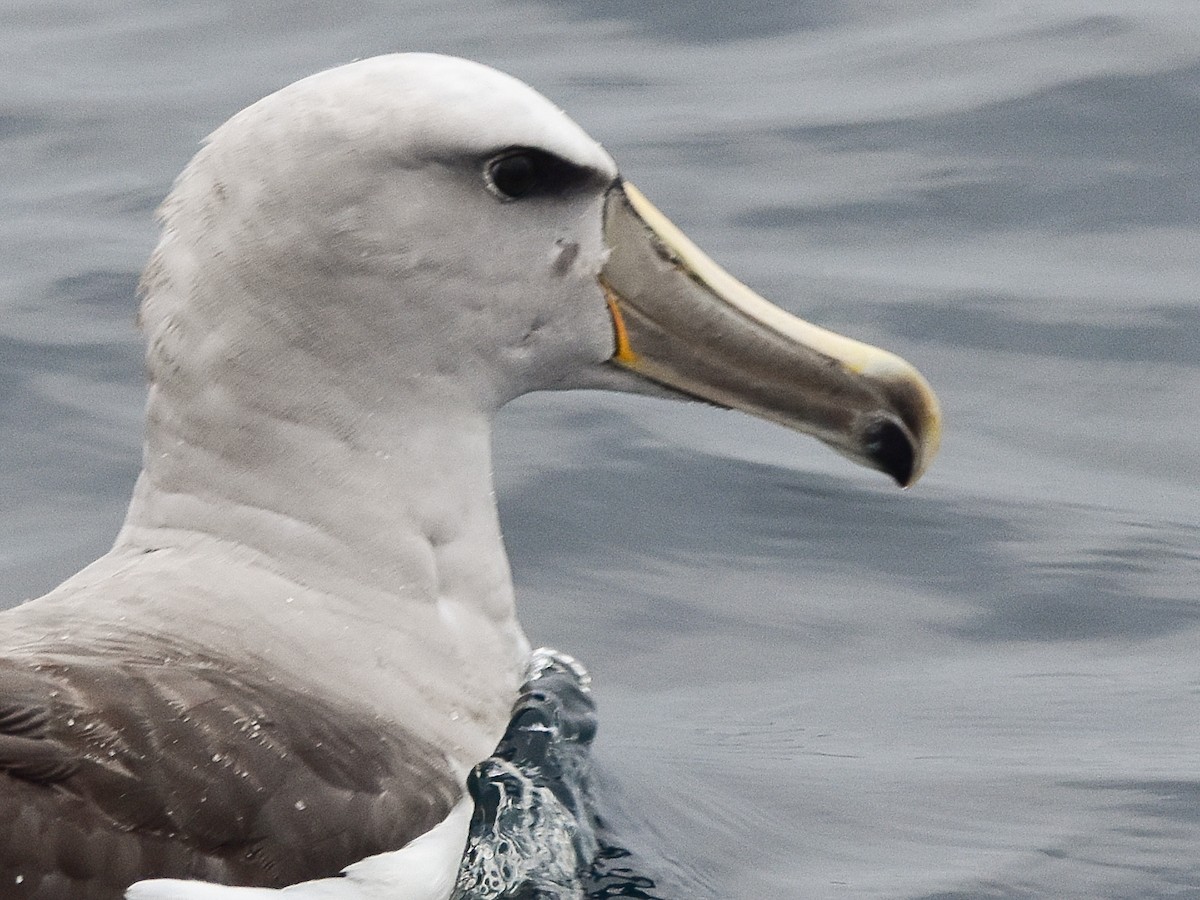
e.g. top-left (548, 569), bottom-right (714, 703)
top-left (119, 389), bottom-right (511, 613)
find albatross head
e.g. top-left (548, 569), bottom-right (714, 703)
top-left (139, 52), bottom-right (939, 490)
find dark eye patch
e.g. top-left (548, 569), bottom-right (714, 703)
top-left (484, 147), bottom-right (596, 201)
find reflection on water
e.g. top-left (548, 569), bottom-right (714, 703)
top-left (543, 0), bottom-right (838, 44)
top-left (2, 0), bottom-right (1198, 897)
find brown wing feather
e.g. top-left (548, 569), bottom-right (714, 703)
top-left (0, 653), bottom-right (457, 899)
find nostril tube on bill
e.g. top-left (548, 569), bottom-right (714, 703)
top-left (862, 418), bottom-right (916, 487)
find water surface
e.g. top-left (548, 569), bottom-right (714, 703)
top-left (1, 1), bottom-right (1197, 897)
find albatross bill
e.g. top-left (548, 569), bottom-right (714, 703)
top-left (600, 182), bottom-right (941, 486)
top-left (0, 53), bottom-right (941, 898)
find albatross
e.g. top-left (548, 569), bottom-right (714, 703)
top-left (0, 53), bottom-right (940, 897)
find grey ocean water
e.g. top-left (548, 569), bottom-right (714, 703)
top-left (2, 0), bottom-right (1198, 897)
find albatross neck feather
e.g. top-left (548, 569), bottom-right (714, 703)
top-left (104, 386), bottom-right (529, 766)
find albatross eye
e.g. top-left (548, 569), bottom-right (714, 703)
top-left (484, 148), bottom-right (592, 201)
top-left (487, 151), bottom-right (539, 200)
